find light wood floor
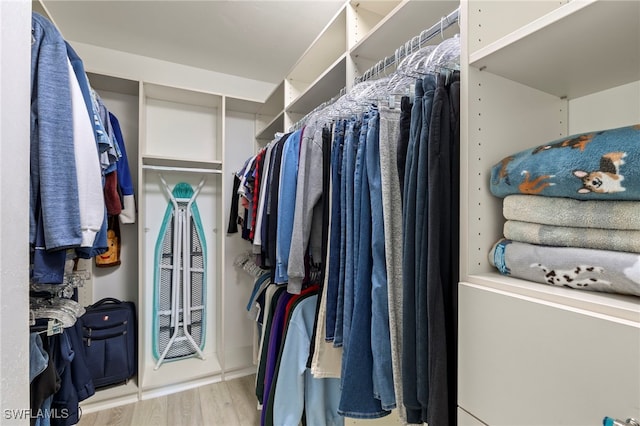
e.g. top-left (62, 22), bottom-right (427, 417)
top-left (77, 374), bottom-right (402, 426)
top-left (77, 375), bottom-right (261, 426)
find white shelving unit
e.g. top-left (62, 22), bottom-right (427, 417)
top-left (73, 68), bottom-right (260, 412)
top-left (459, 1), bottom-right (640, 424)
top-left (255, 0), bottom-right (459, 138)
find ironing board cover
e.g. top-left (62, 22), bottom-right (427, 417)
top-left (152, 182), bottom-right (207, 362)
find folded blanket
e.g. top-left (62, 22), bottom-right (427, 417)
top-left (489, 239), bottom-right (640, 297)
top-left (504, 220), bottom-right (640, 253)
top-left (490, 124), bottom-right (640, 200)
top-left (503, 195), bottom-right (640, 230)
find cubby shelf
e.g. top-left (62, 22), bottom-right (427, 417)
top-left (460, 0), bottom-right (640, 423)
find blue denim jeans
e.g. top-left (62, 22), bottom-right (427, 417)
top-left (333, 118), bottom-right (359, 347)
top-left (339, 108), bottom-right (389, 419)
top-left (274, 129), bottom-right (303, 284)
top-left (342, 113), bottom-right (368, 347)
top-left (325, 119), bottom-right (345, 342)
top-left (402, 79), bottom-right (424, 423)
top-left (365, 108), bottom-right (396, 410)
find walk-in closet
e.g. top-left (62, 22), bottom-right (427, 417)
top-left (2, 0), bottom-right (639, 425)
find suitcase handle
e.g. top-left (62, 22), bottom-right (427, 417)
top-left (89, 297), bottom-right (123, 308)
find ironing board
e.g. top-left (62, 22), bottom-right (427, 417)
top-left (153, 175), bottom-right (207, 369)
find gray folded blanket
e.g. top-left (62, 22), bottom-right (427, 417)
top-left (504, 220), bottom-right (640, 253)
top-left (503, 195), bottom-right (640, 230)
top-left (489, 239), bottom-right (640, 297)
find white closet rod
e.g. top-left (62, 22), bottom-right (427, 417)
top-left (355, 7), bottom-right (460, 85)
top-left (142, 165), bottom-right (222, 174)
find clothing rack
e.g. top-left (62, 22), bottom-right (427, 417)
top-left (354, 7), bottom-right (460, 85)
top-left (287, 7), bottom-right (459, 132)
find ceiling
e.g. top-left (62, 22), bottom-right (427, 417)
top-left (39, 0), bottom-right (346, 85)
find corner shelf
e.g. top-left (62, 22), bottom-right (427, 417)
top-left (256, 110), bottom-right (284, 141)
top-left (225, 96), bottom-right (263, 114)
top-left (256, 81), bottom-right (285, 140)
top-left (286, 54), bottom-right (347, 115)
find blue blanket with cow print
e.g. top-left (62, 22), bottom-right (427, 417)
top-left (490, 124), bottom-right (640, 200)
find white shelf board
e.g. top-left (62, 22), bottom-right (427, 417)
top-left (80, 380), bottom-right (139, 414)
top-left (225, 97), bottom-right (262, 114)
top-left (469, 0), bottom-right (640, 99)
top-left (350, 0), bottom-right (459, 62)
top-left (287, 5), bottom-right (347, 83)
top-left (353, 0), bottom-right (400, 18)
top-left (141, 354), bottom-right (223, 392)
top-left (87, 72), bottom-right (139, 96)
top-left (256, 110), bottom-right (285, 140)
top-left (144, 82), bottom-right (222, 108)
top-left (142, 155), bottom-right (222, 171)
top-left (286, 54), bottom-right (347, 115)
top-left (258, 81), bottom-right (285, 117)
top-left (465, 273), bottom-right (640, 325)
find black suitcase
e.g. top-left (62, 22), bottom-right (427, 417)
top-left (76, 297), bottom-right (137, 388)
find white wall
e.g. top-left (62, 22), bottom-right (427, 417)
top-left (0, 0), bottom-right (30, 423)
top-left (69, 41), bottom-right (276, 103)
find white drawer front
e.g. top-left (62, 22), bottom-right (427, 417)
top-left (459, 283), bottom-right (640, 426)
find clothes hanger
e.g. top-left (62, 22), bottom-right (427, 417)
top-left (424, 33), bottom-right (461, 75)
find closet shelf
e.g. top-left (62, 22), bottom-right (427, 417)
top-left (258, 81), bottom-right (285, 117)
top-left (140, 354), bottom-right (223, 395)
top-left (286, 5), bottom-right (347, 85)
top-left (226, 97), bottom-right (263, 114)
top-left (350, 0), bottom-right (459, 63)
top-left (286, 54), bottom-right (347, 115)
top-left (80, 380), bottom-right (139, 414)
top-left (466, 273), bottom-right (640, 325)
top-left (87, 72), bottom-right (139, 96)
top-left (469, 0), bottom-right (640, 99)
top-left (142, 155), bottom-right (222, 173)
top-left (256, 110), bottom-right (285, 141)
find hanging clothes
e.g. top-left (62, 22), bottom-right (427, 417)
top-left (272, 294), bottom-right (342, 426)
top-left (229, 20), bottom-right (461, 425)
top-left (30, 12), bottom-right (82, 278)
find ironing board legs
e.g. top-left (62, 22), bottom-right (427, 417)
top-left (182, 206), bottom-right (205, 360)
top-left (154, 207), bottom-right (183, 370)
